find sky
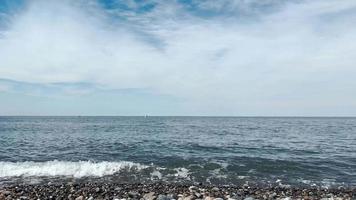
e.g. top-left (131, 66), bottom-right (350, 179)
top-left (0, 0), bottom-right (356, 116)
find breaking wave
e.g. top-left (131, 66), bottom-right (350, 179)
top-left (0, 160), bottom-right (148, 178)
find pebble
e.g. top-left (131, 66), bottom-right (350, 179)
top-left (128, 191), bottom-right (140, 198)
top-left (157, 194), bottom-right (170, 200)
top-left (143, 192), bottom-right (156, 200)
top-left (167, 193), bottom-right (177, 199)
top-left (189, 186), bottom-right (197, 192)
top-left (204, 196), bottom-right (214, 200)
top-left (75, 196), bottom-right (84, 200)
top-left (183, 195), bottom-right (195, 200)
top-left (212, 187), bottom-right (220, 192)
top-left (195, 192), bottom-right (202, 198)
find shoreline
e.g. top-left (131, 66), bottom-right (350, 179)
top-left (0, 182), bottom-right (355, 200)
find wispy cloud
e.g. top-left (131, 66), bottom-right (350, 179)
top-left (0, 0), bottom-right (356, 115)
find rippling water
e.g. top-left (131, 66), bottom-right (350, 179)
top-left (0, 116), bottom-right (355, 187)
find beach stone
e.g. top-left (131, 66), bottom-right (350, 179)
top-left (270, 192), bottom-right (277, 198)
top-left (129, 191), bottom-right (140, 198)
top-left (189, 186), bottom-right (197, 192)
top-left (143, 192), bottom-right (156, 200)
top-left (167, 193), bottom-right (177, 199)
top-left (281, 198), bottom-right (291, 200)
top-left (1, 191), bottom-right (11, 196)
top-left (87, 197), bottom-right (94, 200)
top-left (243, 197), bottom-right (255, 200)
top-left (212, 187), bottom-right (219, 192)
top-left (157, 194), bottom-right (170, 200)
top-left (195, 192), bottom-right (202, 198)
top-left (183, 195), bottom-right (195, 200)
top-left (204, 196), bottom-right (214, 200)
top-left (214, 198), bottom-right (223, 200)
top-left (75, 196), bottom-right (84, 200)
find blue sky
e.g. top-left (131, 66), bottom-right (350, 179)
top-left (0, 0), bottom-right (356, 116)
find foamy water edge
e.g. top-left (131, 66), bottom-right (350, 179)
top-left (0, 161), bottom-right (149, 178)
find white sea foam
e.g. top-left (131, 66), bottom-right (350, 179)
top-left (0, 160), bottom-right (148, 178)
top-left (174, 168), bottom-right (190, 179)
top-left (150, 170), bottom-right (163, 180)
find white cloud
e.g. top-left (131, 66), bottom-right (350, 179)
top-left (0, 0), bottom-right (356, 115)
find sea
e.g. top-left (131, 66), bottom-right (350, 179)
top-left (0, 116), bottom-right (355, 187)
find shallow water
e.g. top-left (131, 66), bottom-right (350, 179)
top-left (0, 116), bottom-right (355, 187)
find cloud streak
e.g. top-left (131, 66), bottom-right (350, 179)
top-left (0, 0), bottom-right (356, 115)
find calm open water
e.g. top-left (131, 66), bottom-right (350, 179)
top-left (0, 116), bottom-right (355, 187)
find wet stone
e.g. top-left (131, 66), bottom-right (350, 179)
top-left (143, 192), bottom-right (156, 200)
top-left (75, 195), bottom-right (84, 200)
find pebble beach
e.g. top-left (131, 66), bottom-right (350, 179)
top-left (1, 182), bottom-right (355, 200)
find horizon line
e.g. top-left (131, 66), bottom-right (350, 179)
top-left (0, 115), bottom-right (355, 118)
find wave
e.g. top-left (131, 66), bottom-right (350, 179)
top-left (0, 160), bottom-right (149, 178)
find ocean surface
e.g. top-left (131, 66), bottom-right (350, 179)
top-left (0, 116), bottom-right (355, 187)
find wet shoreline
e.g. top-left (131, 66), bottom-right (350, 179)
top-left (0, 182), bottom-right (355, 200)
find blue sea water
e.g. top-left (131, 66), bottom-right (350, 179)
top-left (0, 116), bottom-right (355, 187)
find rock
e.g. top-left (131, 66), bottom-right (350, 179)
top-left (157, 194), bottom-right (170, 200)
top-left (143, 192), bottom-right (156, 200)
top-left (189, 186), bottom-right (197, 192)
top-left (167, 193), bottom-right (177, 199)
top-left (87, 197), bottom-right (94, 200)
top-left (75, 196), bottom-right (84, 200)
top-left (1, 191), bottom-right (11, 196)
top-left (204, 196), bottom-right (214, 200)
top-left (183, 195), bottom-right (195, 200)
top-left (270, 192), bottom-right (277, 198)
top-left (212, 187), bottom-right (220, 192)
top-left (243, 197), bottom-right (255, 200)
top-left (195, 193), bottom-right (202, 198)
top-left (214, 198), bottom-right (224, 200)
top-left (128, 191), bottom-right (140, 198)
